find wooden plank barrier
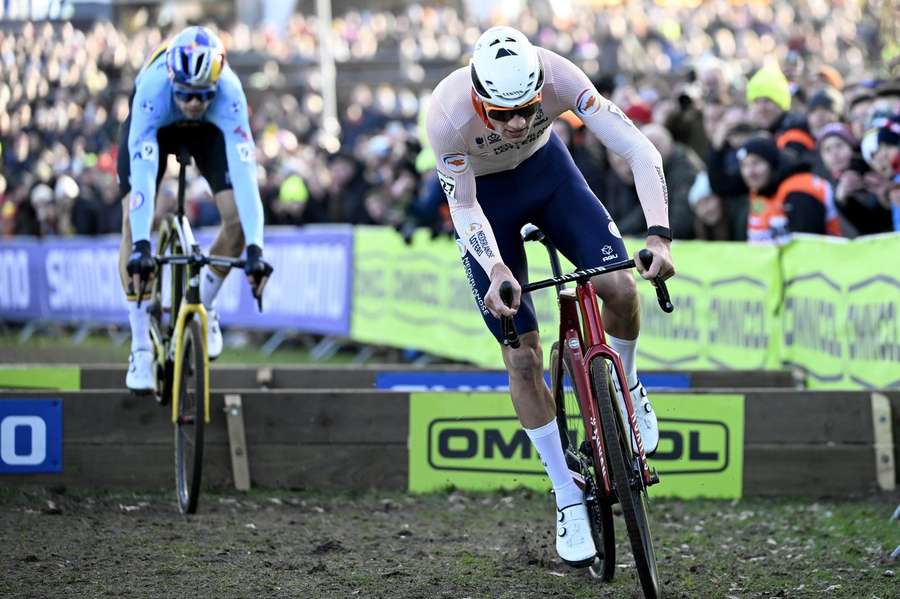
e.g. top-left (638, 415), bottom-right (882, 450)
top-left (70, 365), bottom-right (798, 392)
top-left (0, 389), bottom-right (408, 492)
top-left (0, 390), bottom-right (893, 496)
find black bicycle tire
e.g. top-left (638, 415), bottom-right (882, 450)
top-left (589, 359), bottom-right (659, 598)
top-left (549, 342), bottom-right (616, 581)
top-left (175, 318), bottom-right (205, 515)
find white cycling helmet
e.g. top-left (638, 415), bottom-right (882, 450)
top-left (470, 26), bottom-right (544, 108)
top-left (165, 26), bottom-right (226, 89)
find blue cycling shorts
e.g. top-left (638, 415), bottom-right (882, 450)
top-left (460, 132), bottom-right (628, 343)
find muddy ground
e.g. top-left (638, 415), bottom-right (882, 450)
top-left (2, 486), bottom-right (898, 599)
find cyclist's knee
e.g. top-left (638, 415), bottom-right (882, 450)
top-left (595, 270), bottom-right (637, 308)
top-left (503, 336), bottom-right (544, 380)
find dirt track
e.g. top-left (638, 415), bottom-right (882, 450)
top-left (2, 486), bottom-right (898, 599)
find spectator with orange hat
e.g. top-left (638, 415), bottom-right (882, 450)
top-left (738, 136), bottom-right (840, 243)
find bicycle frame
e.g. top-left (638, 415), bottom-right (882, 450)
top-left (556, 280), bottom-right (655, 492)
top-left (168, 215), bottom-right (211, 425)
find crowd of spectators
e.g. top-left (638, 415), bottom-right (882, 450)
top-left (1, 1), bottom-right (898, 244)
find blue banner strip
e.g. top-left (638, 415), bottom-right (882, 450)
top-left (376, 371), bottom-right (691, 391)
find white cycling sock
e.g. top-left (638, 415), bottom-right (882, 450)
top-left (607, 334), bottom-right (638, 389)
top-left (128, 301), bottom-right (151, 352)
top-left (525, 419), bottom-right (583, 509)
top-left (200, 267), bottom-right (225, 310)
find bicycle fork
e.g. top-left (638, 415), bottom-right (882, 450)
top-left (170, 256), bottom-right (211, 425)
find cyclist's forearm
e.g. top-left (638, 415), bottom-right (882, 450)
top-left (450, 203), bottom-right (503, 276)
top-left (226, 147), bottom-right (265, 249)
top-left (128, 158), bottom-right (157, 243)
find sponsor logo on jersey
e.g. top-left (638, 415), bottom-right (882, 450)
top-left (441, 153), bottom-right (469, 174)
top-left (576, 89), bottom-right (602, 116)
top-left (475, 137), bottom-right (485, 147)
top-left (437, 171), bottom-right (456, 200)
top-left (608, 102), bottom-right (636, 128)
top-left (469, 231), bottom-right (495, 258)
top-left (233, 126), bottom-right (251, 141)
top-left (140, 141), bottom-right (157, 161)
top-left (141, 100), bottom-right (155, 114)
top-left (491, 123), bottom-right (551, 156)
top-left (231, 100), bottom-right (241, 114)
top-left (129, 192), bottom-right (145, 212)
top-left (236, 142), bottom-right (254, 162)
top-left (487, 133), bottom-right (502, 144)
top-left (608, 221), bottom-right (622, 239)
top-left (601, 243), bottom-right (619, 262)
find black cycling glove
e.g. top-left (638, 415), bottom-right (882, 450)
top-left (126, 240), bottom-right (155, 282)
top-left (243, 244), bottom-right (273, 299)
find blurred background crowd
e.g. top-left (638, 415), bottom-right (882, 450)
top-left (1, 0), bottom-right (898, 243)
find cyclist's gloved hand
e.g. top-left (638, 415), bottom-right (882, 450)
top-left (126, 239), bottom-right (156, 296)
top-left (484, 263), bottom-right (519, 319)
top-left (243, 244), bottom-right (273, 300)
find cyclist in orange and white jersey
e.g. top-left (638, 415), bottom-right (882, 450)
top-left (425, 26), bottom-right (675, 567)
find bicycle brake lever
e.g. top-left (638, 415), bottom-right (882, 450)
top-left (137, 277), bottom-right (148, 309)
top-left (637, 249), bottom-right (674, 313)
top-left (499, 281), bottom-right (520, 349)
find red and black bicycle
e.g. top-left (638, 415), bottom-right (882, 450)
top-left (500, 225), bottom-right (673, 599)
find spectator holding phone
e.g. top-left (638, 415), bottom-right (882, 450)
top-left (818, 123), bottom-right (891, 236)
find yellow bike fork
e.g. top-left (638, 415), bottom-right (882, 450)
top-left (170, 303), bottom-right (211, 425)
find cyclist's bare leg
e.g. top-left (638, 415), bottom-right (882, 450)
top-left (207, 189), bottom-right (246, 273)
top-left (591, 269), bottom-right (639, 340)
top-left (503, 330), bottom-right (587, 515)
top-left (200, 189), bottom-right (245, 310)
top-left (120, 194), bottom-right (154, 390)
top-left (501, 330), bottom-right (554, 428)
top-left (118, 195), bottom-right (135, 296)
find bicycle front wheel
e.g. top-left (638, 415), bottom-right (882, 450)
top-left (590, 359), bottom-right (659, 598)
top-left (175, 318), bottom-right (206, 514)
top-left (550, 342), bottom-right (616, 581)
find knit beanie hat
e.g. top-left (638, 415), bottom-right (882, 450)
top-left (807, 88), bottom-right (844, 115)
top-left (816, 122), bottom-right (857, 149)
top-left (746, 66), bottom-right (792, 112)
top-left (737, 136), bottom-right (781, 171)
top-left (877, 114), bottom-right (900, 147)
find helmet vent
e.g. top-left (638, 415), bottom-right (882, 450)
top-left (194, 53), bottom-right (206, 75)
top-left (495, 48), bottom-right (517, 58)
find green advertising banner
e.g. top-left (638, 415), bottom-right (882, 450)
top-left (625, 240), bottom-right (780, 371)
top-left (354, 227), bottom-right (898, 388)
top-left (0, 366), bottom-right (80, 390)
top-left (353, 228), bottom-right (780, 372)
top-left (409, 392), bottom-right (745, 499)
top-left (781, 234), bottom-right (900, 389)
top-left (352, 227), bottom-right (565, 368)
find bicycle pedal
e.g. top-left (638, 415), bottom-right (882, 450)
top-left (178, 415), bottom-right (195, 425)
top-left (649, 468), bottom-right (660, 486)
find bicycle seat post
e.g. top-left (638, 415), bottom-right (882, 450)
top-left (176, 147), bottom-right (191, 218)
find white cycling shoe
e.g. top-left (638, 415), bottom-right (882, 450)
top-left (612, 375), bottom-right (659, 456)
top-left (207, 309), bottom-right (223, 360)
top-left (126, 349), bottom-right (155, 394)
top-left (556, 502), bottom-right (597, 567)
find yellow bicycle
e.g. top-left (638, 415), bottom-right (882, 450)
top-left (140, 148), bottom-right (259, 514)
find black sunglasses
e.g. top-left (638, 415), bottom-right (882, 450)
top-left (174, 88), bottom-right (216, 103)
top-left (486, 102), bottom-right (540, 122)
